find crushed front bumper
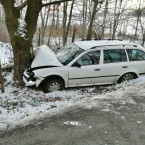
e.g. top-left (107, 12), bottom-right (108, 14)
top-left (23, 70), bottom-right (36, 86)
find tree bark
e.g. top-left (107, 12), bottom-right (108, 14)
top-left (86, 0), bottom-right (98, 40)
top-left (101, 0), bottom-right (108, 39)
top-left (81, 1), bottom-right (87, 40)
top-left (62, 2), bottom-right (68, 46)
top-left (64, 0), bottom-right (74, 45)
top-left (133, 0), bottom-right (141, 41)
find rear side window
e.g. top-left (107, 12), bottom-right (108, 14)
top-left (77, 51), bottom-right (100, 66)
top-left (104, 49), bottom-right (127, 64)
top-left (127, 49), bottom-right (145, 61)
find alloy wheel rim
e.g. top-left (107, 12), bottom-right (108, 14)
top-left (122, 73), bottom-right (134, 82)
top-left (48, 82), bottom-right (61, 92)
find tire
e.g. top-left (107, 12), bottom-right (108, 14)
top-left (118, 73), bottom-right (137, 83)
top-left (43, 79), bottom-right (64, 93)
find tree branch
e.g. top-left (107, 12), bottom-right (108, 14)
top-left (16, 0), bottom-right (28, 11)
top-left (42, 0), bottom-right (72, 7)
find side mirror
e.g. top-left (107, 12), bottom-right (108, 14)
top-left (72, 62), bottom-right (81, 68)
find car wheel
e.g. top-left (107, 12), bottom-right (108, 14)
top-left (119, 73), bottom-right (137, 83)
top-left (43, 79), bottom-right (64, 93)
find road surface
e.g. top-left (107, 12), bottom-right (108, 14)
top-left (0, 98), bottom-right (145, 145)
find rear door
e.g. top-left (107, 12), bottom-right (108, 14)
top-left (126, 49), bottom-right (145, 76)
top-left (98, 48), bottom-right (129, 84)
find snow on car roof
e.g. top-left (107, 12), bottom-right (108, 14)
top-left (74, 40), bottom-right (136, 50)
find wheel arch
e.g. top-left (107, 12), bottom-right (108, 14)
top-left (117, 72), bottom-right (138, 83)
top-left (39, 75), bottom-right (65, 88)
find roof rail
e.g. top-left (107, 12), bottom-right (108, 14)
top-left (106, 39), bottom-right (123, 41)
top-left (90, 44), bottom-right (138, 49)
top-left (133, 45), bottom-right (138, 47)
top-left (81, 39), bottom-right (123, 41)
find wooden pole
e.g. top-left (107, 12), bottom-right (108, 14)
top-left (0, 59), bottom-right (4, 93)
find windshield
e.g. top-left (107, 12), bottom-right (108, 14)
top-left (56, 43), bottom-right (84, 65)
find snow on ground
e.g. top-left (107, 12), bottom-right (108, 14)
top-left (0, 73), bottom-right (95, 130)
top-left (1, 73), bottom-right (145, 131)
top-left (0, 42), bottom-right (13, 68)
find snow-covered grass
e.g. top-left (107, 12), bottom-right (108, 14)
top-left (0, 73), bottom-right (95, 130)
top-left (0, 42), bottom-right (13, 68)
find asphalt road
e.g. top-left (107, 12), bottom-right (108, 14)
top-left (0, 98), bottom-right (145, 145)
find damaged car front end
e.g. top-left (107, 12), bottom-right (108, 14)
top-left (23, 44), bottom-right (64, 89)
top-left (23, 68), bottom-right (36, 86)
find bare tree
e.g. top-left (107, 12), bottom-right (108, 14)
top-left (101, 0), bottom-right (108, 39)
top-left (64, 0), bottom-right (74, 45)
top-left (48, 5), bottom-right (56, 46)
top-left (40, 4), bottom-right (50, 44)
top-left (62, 2), bottom-right (68, 46)
top-left (86, 0), bottom-right (99, 40)
top-left (133, 0), bottom-right (142, 41)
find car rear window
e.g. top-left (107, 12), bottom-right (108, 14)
top-left (104, 49), bottom-right (127, 63)
top-left (126, 49), bottom-right (145, 61)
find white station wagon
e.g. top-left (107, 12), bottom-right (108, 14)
top-left (23, 40), bottom-right (145, 93)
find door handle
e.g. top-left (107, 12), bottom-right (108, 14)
top-left (122, 66), bottom-right (128, 68)
top-left (94, 68), bottom-right (100, 71)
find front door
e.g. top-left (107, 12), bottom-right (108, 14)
top-left (68, 50), bottom-right (102, 87)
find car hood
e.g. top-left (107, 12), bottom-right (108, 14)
top-left (31, 45), bottom-right (63, 68)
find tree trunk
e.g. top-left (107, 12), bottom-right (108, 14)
top-left (101, 0), bottom-right (108, 39)
top-left (72, 27), bottom-right (76, 43)
top-left (133, 10), bottom-right (141, 41)
top-left (64, 0), bottom-right (74, 45)
top-left (112, 0), bottom-right (123, 40)
top-left (62, 2), bottom-right (68, 46)
top-left (112, 0), bottom-right (118, 40)
top-left (41, 9), bottom-right (49, 44)
top-left (11, 36), bottom-right (31, 82)
top-left (48, 5), bottom-right (55, 46)
top-left (1, 0), bottom-right (42, 84)
top-left (86, 0), bottom-right (98, 40)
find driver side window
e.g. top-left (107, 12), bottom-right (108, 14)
top-left (76, 51), bottom-right (100, 66)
